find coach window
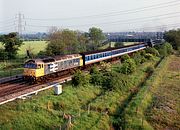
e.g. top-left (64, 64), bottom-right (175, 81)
top-left (98, 54), bottom-right (100, 58)
top-left (95, 54), bottom-right (97, 59)
top-left (103, 53), bottom-right (105, 57)
top-left (85, 56), bottom-right (88, 61)
top-left (88, 56), bottom-right (91, 60)
top-left (91, 55), bottom-right (93, 60)
top-left (87, 56), bottom-right (89, 61)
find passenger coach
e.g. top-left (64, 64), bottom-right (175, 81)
top-left (80, 43), bottom-right (146, 65)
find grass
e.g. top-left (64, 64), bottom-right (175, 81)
top-left (145, 55), bottom-right (180, 129)
top-left (123, 56), bottom-right (170, 130)
top-left (0, 85), bottom-right (103, 130)
top-left (18, 41), bottom-right (47, 56)
top-left (0, 59), bottom-right (25, 78)
top-left (0, 41), bottom-right (47, 56)
top-left (99, 42), bottom-right (138, 50)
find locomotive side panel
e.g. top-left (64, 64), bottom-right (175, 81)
top-left (44, 57), bottom-right (82, 75)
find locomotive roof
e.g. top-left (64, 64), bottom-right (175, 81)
top-left (25, 54), bottom-right (81, 63)
top-left (80, 43), bottom-right (145, 55)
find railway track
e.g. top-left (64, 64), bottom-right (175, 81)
top-left (0, 73), bottom-right (72, 105)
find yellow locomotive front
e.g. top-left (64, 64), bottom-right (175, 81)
top-left (23, 59), bottom-right (44, 81)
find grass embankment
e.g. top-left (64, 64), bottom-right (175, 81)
top-left (0, 58), bottom-right (159, 130)
top-left (146, 55), bottom-right (180, 130)
top-left (123, 57), bottom-right (170, 130)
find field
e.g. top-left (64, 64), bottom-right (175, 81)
top-left (18, 41), bottom-right (48, 56)
top-left (99, 42), bottom-right (139, 50)
top-left (146, 55), bottom-right (180, 129)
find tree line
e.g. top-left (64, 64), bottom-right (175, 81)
top-left (0, 28), bottom-right (179, 60)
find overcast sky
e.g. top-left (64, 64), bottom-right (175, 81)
top-left (0, 0), bottom-right (180, 33)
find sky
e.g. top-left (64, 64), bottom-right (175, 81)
top-left (0, 0), bottom-right (180, 33)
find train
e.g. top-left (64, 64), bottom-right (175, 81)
top-left (23, 43), bottom-right (147, 82)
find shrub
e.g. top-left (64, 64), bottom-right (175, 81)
top-left (99, 62), bottom-right (111, 72)
top-left (145, 66), bottom-right (154, 74)
top-left (132, 52), bottom-right (146, 65)
top-left (102, 71), bottom-right (132, 91)
top-left (145, 47), bottom-right (159, 56)
top-left (156, 42), bottom-right (173, 57)
top-left (164, 42), bottom-right (173, 55)
top-left (72, 70), bottom-right (90, 87)
top-left (120, 59), bottom-right (136, 74)
top-left (145, 53), bottom-right (155, 60)
top-left (0, 48), bottom-right (8, 60)
top-left (90, 66), bottom-right (104, 86)
top-left (114, 42), bottom-right (124, 48)
top-left (37, 50), bottom-right (47, 57)
top-left (121, 54), bottom-right (130, 63)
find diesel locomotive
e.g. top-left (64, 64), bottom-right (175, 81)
top-left (23, 43), bottom-right (147, 81)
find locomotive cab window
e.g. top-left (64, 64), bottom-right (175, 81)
top-left (37, 64), bottom-right (41, 69)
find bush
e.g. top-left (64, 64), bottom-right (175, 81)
top-left (132, 52), bottom-right (146, 65)
top-left (37, 50), bottom-right (47, 57)
top-left (156, 42), bottom-right (173, 57)
top-left (145, 66), bottom-right (154, 74)
top-left (102, 71), bottom-right (132, 91)
top-left (0, 48), bottom-right (8, 60)
top-left (121, 54), bottom-right (130, 63)
top-left (145, 47), bottom-right (159, 56)
top-left (90, 66), bottom-right (104, 86)
top-left (72, 70), bottom-right (90, 87)
top-left (120, 59), bottom-right (136, 74)
top-left (145, 53), bottom-right (155, 60)
top-left (164, 42), bottom-right (173, 55)
top-left (100, 62), bottom-right (111, 72)
top-left (114, 42), bottom-right (124, 48)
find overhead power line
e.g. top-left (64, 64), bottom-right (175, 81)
top-left (0, 18), bottom-right (15, 23)
top-left (25, 11), bottom-right (180, 28)
top-left (25, 0), bottom-right (180, 21)
top-left (123, 22), bottom-right (180, 31)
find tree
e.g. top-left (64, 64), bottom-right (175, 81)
top-left (164, 29), bottom-right (180, 50)
top-left (0, 32), bottom-right (23, 59)
top-left (88, 27), bottom-right (105, 51)
top-left (46, 28), bottom-right (88, 56)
